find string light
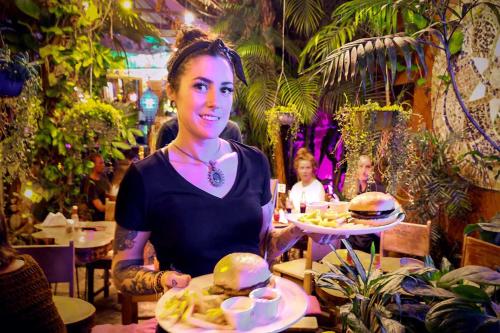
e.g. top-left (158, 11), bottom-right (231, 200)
top-left (184, 11), bottom-right (195, 25)
top-left (121, 0), bottom-right (133, 10)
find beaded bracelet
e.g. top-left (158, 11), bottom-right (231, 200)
top-left (155, 271), bottom-right (165, 292)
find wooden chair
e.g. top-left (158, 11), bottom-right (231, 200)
top-left (15, 241), bottom-right (76, 297)
top-left (84, 199), bottom-right (115, 303)
top-left (461, 236), bottom-right (500, 270)
top-left (380, 221), bottom-right (431, 258)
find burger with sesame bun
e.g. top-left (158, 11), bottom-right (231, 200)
top-left (207, 253), bottom-right (273, 297)
top-left (348, 192), bottom-right (401, 226)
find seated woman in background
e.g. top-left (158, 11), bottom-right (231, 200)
top-left (348, 154), bottom-right (386, 252)
top-left (289, 147), bottom-right (326, 213)
top-left (289, 148), bottom-right (333, 260)
top-left (357, 154), bottom-right (386, 194)
top-left (0, 215), bottom-right (65, 333)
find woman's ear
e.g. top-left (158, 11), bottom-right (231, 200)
top-left (166, 83), bottom-right (176, 103)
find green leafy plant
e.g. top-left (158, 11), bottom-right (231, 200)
top-left (31, 99), bottom-right (141, 213)
top-left (402, 131), bottom-right (472, 224)
top-left (265, 104), bottom-right (304, 152)
top-left (313, 241), bottom-right (500, 333)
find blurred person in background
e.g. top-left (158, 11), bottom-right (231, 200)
top-left (0, 214), bottom-right (65, 332)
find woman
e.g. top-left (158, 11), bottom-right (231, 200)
top-left (357, 154), bottom-right (386, 194)
top-left (112, 28), bottom-right (337, 305)
top-left (0, 215), bottom-right (65, 333)
top-left (289, 148), bottom-right (326, 212)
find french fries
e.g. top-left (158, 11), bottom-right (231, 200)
top-left (159, 289), bottom-right (231, 329)
top-left (297, 209), bottom-right (351, 228)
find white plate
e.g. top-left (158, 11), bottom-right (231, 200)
top-left (155, 274), bottom-right (308, 333)
top-left (287, 210), bottom-right (405, 235)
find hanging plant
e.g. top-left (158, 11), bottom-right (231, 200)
top-left (0, 48), bottom-right (38, 97)
top-left (335, 101), bottom-right (412, 199)
top-left (265, 104), bottom-right (303, 152)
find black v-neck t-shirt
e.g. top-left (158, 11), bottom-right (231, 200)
top-left (115, 140), bottom-right (272, 277)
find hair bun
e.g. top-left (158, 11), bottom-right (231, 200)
top-left (296, 147), bottom-right (311, 157)
top-left (175, 27), bottom-right (209, 49)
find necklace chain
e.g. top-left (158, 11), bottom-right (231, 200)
top-left (171, 141), bottom-right (221, 166)
top-left (170, 141), bottom-right (225, 187)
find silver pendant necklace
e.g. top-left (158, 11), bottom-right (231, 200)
top-left (171, 141), bottom-right (225, 187)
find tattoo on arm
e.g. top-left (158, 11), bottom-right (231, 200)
top-left (266, 226), bottom-right (303, 261)
top-left (112, 259), bottom-right (160, 295)
top-left (114, 225), bottom-right (138, 252)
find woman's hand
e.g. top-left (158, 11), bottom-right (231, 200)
top-left (161, 271), bottom-right (192, 289)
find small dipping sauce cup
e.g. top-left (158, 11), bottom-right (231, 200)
top-left (221, 296), bottom-right (255, 331)
top-left (249, 287), bottom-right (281, 325)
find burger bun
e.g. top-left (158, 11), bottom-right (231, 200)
top-left (349, 192), bottom-right (395, 212)
top-left (211, 253), bottom-right (271, 297)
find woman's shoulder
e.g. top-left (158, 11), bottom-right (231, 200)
top-left (129, 150), bottom-right (167, 176)
top-left (229, 140), bottom-right (265, 156)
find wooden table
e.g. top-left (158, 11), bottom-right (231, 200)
top-left (32, 221), bottom-right (115, 265)
top-left (53, 295), bottom-right (95, 332)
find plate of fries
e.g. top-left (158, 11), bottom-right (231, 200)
top-left (287, 209), bottom-right (404, 235)
top-left (155, 274), bottom-right (308, 332)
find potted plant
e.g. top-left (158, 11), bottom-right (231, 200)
top-left (335, 101), bottom-right (412, 199)
top-left (0, 47), bottom-right (36, 97)
top-left (313, 241), bottom-right (500, 333)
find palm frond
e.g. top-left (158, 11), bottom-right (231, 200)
top-left (284, 0), bottom-right (324, 37)
top-left (278, 75), bottom-right (319, 124)
top-left (333, 0), bottom-right (420, 34)
top-left (244, 78), bottom-right (278, 140)
top-left (237, 41), bottom-right (276, 67)
top-left (303, 34), bottom-right (427, 91)
top-left (299, 23), bottom-right (357, 71)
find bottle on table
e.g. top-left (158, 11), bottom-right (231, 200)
top-left (66, 205), bottom-right (78, 234)
top-left (285, 191), bottom-right (293, 214)
top-left (300, 191), bottom-right (307, 214)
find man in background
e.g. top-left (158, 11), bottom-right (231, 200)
top-left (82, 153), bottom-right (111, 221)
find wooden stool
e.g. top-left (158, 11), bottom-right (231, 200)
top-left (53, 295), bottom-right (95, 333)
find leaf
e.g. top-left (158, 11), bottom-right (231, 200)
top-left (393, 36), bottom-right (412, 79)
top-left (384, 37), bottom-right (397, 84)
top-left (375, 38), bottom-right (387, 82)
top-left (464, 224), bottom-right (481, 235)
top-left (85, 0), bottom-right (99, 22)
top-left (449, 30), bottom-right (464, 55)
top-left (112, 141), bottom-right (131, 150)
top-left (439, 266), bottom-right (500, 288)
top-left (15, 0), bottom-right (40, 19)
top-left (342, 239), bottom-right (367, 283)
top-left (417, 77), bottom-right (427, 86)
top-left (402, 277), bottom-right (455, 298)
top-left (425, 298), bottom-right (491, 333)
top-left (451, 285), bottom-right (491, 303)
top-left (379, 316), bottom-right (406, 333)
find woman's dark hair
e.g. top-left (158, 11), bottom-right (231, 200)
top-left (0, 213), bottom-right (16, 269)
top-left (166, 26), bottom-right (246, 91)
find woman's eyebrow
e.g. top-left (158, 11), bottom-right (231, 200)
top-left (193, 76), bottom-right (233, 86)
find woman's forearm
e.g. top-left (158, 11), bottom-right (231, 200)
top-left (266, 225), bottom-right (304, 261)
top-left (112, 258), bottom-right (162, 295)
